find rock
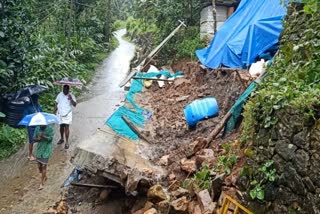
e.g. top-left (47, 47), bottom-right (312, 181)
top-left (292, 149), bottom-right (309, 176)
top-left (302, 177), bottom-right (316, 193)
top-left (180, 158), bottom-right (197, 173)
top-left (187, 201), bottom-right (202, 214)
top-left (196, 149), bottom-right (215, 166)
top-left (171, 196), bottom-right (189, 212)
top-left (159, 155), bottom-right (169, 166)
top-left (197, 189), bottom-right (214, 213)
top-left (188, 201), bottom-right (196, 213)
top-left (264, 183), bottom-right (278, 201)
top-left (275, 140), bottom-right (297, 161)
top-left (272, 154), bottom-right (286, 174)
top-left (236, 175), bottom-right (250, 192)
top-left (126, 171), bottom-right (142, 193)
top-left (147, 185), bottom-right (168, 202)
top-left (279, 164), bottom-right (306, 195)
top-left (171, 187), bottom-right (189, 198)
top-left (193, 205), bottom-right (202, 214)
top-left (176, 95), bottom-right (189, 102)
top-left (143, 208), bottom-right (157, 214)
top-left (185, 138), bottom-right (207, 157)
top-left (168, 173), bottom-right (176, 181)
top-left (132, 201), bottom-right (154, 214)
top-left (277, 122), bottom-right (293, 140)
top-left (99, 189), bottom-right (111, 201)
top-left (211, 174), bottom-right (224, 200)
top-left (156, 200), bottom-right (169, 213)
top-left (292, 129), bottom-right (309, 149)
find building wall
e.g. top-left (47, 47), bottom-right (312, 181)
top-left (200, 0), bottom-right (238, 43)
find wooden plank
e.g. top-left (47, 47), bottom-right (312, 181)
top-left (132, 77), bottom-right (174, 82)
top-left (71, 182), bottom-right (118, 189)
top-left (122, 116), bottom-right (151, 143)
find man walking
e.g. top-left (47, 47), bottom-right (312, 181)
top-left (54, 85), bottom-right (76, 149)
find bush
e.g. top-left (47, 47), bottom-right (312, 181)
top-left (113, 20), bottom-right (127, 31)
top-left (176, 27), bottom-right (205, 60)
top-left (0, 124), bottom-right (27, 160)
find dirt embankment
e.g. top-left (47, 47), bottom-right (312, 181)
top-left (140, 60), bottom-right (249, 165)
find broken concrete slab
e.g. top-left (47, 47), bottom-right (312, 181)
top-left (72, 126), bottom-right (166, 193)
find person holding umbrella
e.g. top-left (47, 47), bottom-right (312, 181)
top-left (18, 112), bottom-right (58, 190)
top-left (33, 124), bottom-right (54, 190)
top-left (24, 94), bottom-right (42, 160)
top-left (54, 85), bottom-right (77, 149)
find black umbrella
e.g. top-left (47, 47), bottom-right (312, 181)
top-left (15, 85), bottom-right (48, 100)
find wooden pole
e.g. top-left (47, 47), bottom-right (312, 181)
top-left (205, 111), bottom-right (232, 148)
top-left (122, 116), bottom-right (151, 143)
top-left (132, 77), bottom-right (174, 82)
top-left (71, 182), bottom-right (118, 189)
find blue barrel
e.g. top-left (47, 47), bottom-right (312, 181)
top-left (184, 97), bottom-right (219, 128)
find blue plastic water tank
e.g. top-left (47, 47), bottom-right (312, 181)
top-left (184, 97), bottom-right (219, 128)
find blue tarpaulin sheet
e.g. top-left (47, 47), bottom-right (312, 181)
top-left (106, 70), bottom-right (184, 140)
top-left (196, 0), bottom-right (287, 69)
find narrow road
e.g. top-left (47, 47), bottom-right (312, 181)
top-left (0, 29), bottom-right (135, 214)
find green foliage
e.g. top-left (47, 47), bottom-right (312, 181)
top-left (0, 124), bottom-right (27, 160)
top-left (126, 16), bottom-right (158, 36)
top-left (215, 143), bottom-right (238, 174)
top-left (241, 4), bottom-right (320, 143)
top-left (123, 0), bottom-right (202, 62)
top-left (302, 0), bottom-right (319, 14)
top-left (182, 165), bottom-right (213, 191)
top-left (0, 0), bottom-right (119, 159)
top-left (249, 183), bottom-right (265, 201)
top-left (174, 27), bottom-right (206, 60)
top-left (113, 20), bottom-right (127, 31)
top-left (248, 160), bottom-right (277, 201)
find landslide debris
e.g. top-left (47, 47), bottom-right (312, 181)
top-left (139, 60), bottom-right (251, 164)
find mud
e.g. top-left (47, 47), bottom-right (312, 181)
top-left (139, 61), bottom-right (250, 164)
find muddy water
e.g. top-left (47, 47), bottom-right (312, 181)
top-left (0, 29), bottom-right (135, 214)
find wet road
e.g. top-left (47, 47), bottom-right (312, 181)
top-left (0, 29), bottom-right (135, 214)
top-left (71, 29), bottom-right (135, 147)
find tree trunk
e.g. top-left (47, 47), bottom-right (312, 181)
top-left (212, 0), bottom-right (217, 34)
top-left (104, 0), bottom-right (111, 42)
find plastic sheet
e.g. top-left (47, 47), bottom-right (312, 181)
top-left (196, 0), bottom-right (287, 69)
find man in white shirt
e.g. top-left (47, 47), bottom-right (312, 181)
top-left (54, 85), bottom-right (77, 149)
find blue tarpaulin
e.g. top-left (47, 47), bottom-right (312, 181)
top-left (196, 0), bottom-right (287, 69)
top-left (106, 71), bottom-right (184, 140)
